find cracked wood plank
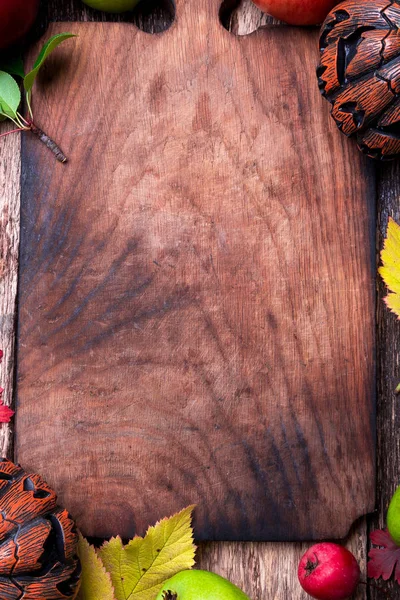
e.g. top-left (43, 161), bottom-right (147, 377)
top-left (0, 131), bottom-right (20, 459)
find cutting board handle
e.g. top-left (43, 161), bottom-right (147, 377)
top-left (173, 0), bottom-right (226, 26)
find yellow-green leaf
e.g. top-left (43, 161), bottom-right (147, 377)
top-left (379, 217), bottom-right (400, 319)
top-left (96, 537), bottom-right (127, 600)
top-left (98, 505), bottom-right (196, 600)
top-left (77, 533), bottom-right (116, 600)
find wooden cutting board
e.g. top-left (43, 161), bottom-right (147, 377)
top-left (15, 2), bottom-right (376, 542)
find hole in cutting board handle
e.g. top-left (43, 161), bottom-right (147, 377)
top-left (220, 0), bottom-right (241, 31)
top-left (167, 0), bottom-right (273, 35)
top-left (220, 0), bottom-right (281, 35)
top-left (28, 0), bottom-right (273, 39)
top-left (133, 0), bottom-right (175, 34)
top-left (29, 0), bottom-right (175, 37)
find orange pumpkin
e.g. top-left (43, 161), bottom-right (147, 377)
top-left (0, 458), bottom-right (81, 599)
top-left (318, 0), bottom-right (400, 159)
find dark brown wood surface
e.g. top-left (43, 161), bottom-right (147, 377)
top-left (15, 1), bottom-right (377, 543)
top-left (371, 161), bottom-right (400, 600)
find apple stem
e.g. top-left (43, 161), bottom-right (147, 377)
top-left (28, 121), bottom-right (68, 163)
top-left (359, 580), bottom-right (393, 598)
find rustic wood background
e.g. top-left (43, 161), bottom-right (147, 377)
top-left (16, 14), bottom-right (375, 544)
top-left (0, 0), bottom-right (397, 597)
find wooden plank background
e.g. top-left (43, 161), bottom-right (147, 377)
top-left (0, 0), bottom-right (398, 596)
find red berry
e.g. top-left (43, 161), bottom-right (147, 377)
top-left (0, 0), bottom-right (39, 50)
top-left (298, 543), bottom-right (360, 600)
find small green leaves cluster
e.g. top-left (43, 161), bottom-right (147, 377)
top-left (0, 33), bottom-right (75, 131)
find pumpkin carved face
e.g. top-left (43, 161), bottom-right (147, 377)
top-left (318, 0), bottom-right (400, 159)
top-left (0, 458), bottom-right (81, 599)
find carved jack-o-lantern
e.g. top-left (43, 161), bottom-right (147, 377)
top-left (0, 458), bottom-right (81, 599)
top-left (318, 0), bottom-right (400, 159)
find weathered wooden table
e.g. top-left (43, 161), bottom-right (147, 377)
top-left (0, 0), bottom-right (397, 597)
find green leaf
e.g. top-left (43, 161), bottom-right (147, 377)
top-left (77, 533), bottom-right (116, 600)
top-left (0, 71), bottom-right (21, 120)
top-left (24, 33), bottom-right (76, 93)
top-left (98, 506), bottom-right (196, 600)
top-left (0, 53), bottom-right (25, 78)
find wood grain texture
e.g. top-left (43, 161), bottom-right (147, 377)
top-left (368, 160), bottom-right (400, 599)
top-left (0, 130), bottom-right (20, 459)
top-left (16, 5), bottom-right (376, 543)
top-left (0, 122), bottom-right (369, 600)
top-left (0, 0), bottom-right (371, 597)
top-left (38, 6), bottom-right (370, 599)
top-left (197, 519), bottom-right (368, 600)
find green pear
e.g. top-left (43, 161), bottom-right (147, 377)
top-left (81, 0), bottom-right (140, 13)
top-left (156, 570), bottom-right (251, 600)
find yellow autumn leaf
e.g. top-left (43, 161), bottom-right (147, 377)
top-left (77, 533), bottom-right (116, 600)
top-left (379, 217), bottom-right (400, 318)
top-left (98, 505), bottom-right (196, 600)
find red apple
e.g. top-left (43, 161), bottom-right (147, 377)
top-left (298, 543), bottom-right (360, 600)
top-left (251, 0), bottom-right (340, 25)
top-left (0, 0), bottom-right (40, 50)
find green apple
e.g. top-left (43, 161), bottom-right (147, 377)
top-left (388, 485), bottom-right (400, 545)
top-left (81, 0), bottom-right (140, 13)
top-left (156, 570), bottom-right (250, 600)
